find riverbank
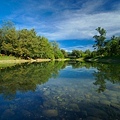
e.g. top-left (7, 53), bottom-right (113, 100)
top-left (0, 59), bottom-right (30, 69)
top-left (0, 55), bottom-right (51, 68)
top-left (0, 55), bottom-right (120, 66)
top-left (0, 56), bottom-right (70, 68)
top-left (85, 56), bottom-right (120, 63)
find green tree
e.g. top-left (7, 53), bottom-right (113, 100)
top-left (93, 27), bottom-right (106, 55)
top-left (90, 51), bottom-right (97, 58)
top-left (61, 49), bottom-right (68, 58)
top-left (0, 21), bottom-right (15, 54)
top-left (1, 28), bottom-right (19, 56)
top-left (71, 50), bottom-right (83, 58)
top-left (105, 36), bottom-right (120, 56)
top-left (84, 49), bottom-right (91, 57)
top-left (16, 29), bottom-right (54, 59)
top-left (0, 21), bottom-right (62, 59)
top-left (51, 41), bottom-right (64, 59)
top-left (38, 37), bottom-right (54, 59)
top-left (17, 29), bottom-right (32, 58)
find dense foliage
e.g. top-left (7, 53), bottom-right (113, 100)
top-left (68, 27), bottom-right (120, 59)
top-left (0, 21), bottom-right (64, 59)
top-left (0, 21), bottom-right (119, 59)
top-left (93, 27), bottom-right (120, 57)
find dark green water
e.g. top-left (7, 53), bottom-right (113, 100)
top-left (0, 61), bottom-right (120, 120)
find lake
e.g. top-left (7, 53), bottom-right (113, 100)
top-left (0, 61), bottom-right (120, 120)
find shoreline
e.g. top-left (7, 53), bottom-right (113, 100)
top-left (0, 58), bottom-right (69, 64)
top-left (0, 59), bottom-right (52, 64)
top-left (0, 59), bottom-right (31, 64)
top-left (0, 57), bottom-right (120, 64)
top-left (86, 58), bottom-right (120, 63)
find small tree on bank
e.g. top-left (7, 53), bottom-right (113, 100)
top-left (93, 27), bottom-right (106, 56)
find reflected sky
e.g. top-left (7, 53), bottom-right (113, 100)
top-left (0, 61), bottom-right (120, 120)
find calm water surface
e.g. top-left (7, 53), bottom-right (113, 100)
top-left (0, 61), bottom-right (120, 120)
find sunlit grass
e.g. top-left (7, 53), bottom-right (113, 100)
top-left (0, 55), bottom-right (26, 69)
top-left (0, 55), bottom-right (18, 60)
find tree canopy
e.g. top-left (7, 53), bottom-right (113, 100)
top-left (0, 21), bottom-right (64, 59)
top-left (0, 22), bottom-right (120, 60)
top-left (93, 27), bottom-right (120, 57)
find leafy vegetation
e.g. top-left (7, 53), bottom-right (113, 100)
top-left (92, 27), bottom-right (120, 57)
top-left (0, 21), bottom-right (119, 61)
top-left (0, 55), bottom-right (17, 60)
top-left (60, 27), bottom-right (119, 60)
top-left (0, 21), bottom-right (63, 59)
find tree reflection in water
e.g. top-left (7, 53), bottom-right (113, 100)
top-left (0, 61), bottom-right (120, 100)
top-left (69, 61), bottom-right (120, 93)
top-left (0, 61), bottom-right (66, 100)
top-left (93, 63), bottom-right (120, 93)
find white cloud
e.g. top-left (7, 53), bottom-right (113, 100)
top-left (3, 0), bottom-right (120, 41)
top-left (39, 11), bottom-right (120, 40)
top-left (79, 0), bottom-right (105, 13)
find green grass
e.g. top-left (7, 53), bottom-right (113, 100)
top-left (0, 55), bottom-right (18, 60)
top-left (0, 55), bottom-right (22, 69)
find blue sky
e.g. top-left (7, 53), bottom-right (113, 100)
top-left (0, 0), bottom-right (120, 51)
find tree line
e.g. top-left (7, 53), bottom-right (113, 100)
top-left (0, 21), bottom-right (120, 59)
top-left (0, 21), bottom-right (64, 59)
top-left (93, 27), bottom-right (120, 57)
top-left (68, 27), bottom-right (120, 59)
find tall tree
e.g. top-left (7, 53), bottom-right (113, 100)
top-left (93, 27), bottom-right (106, 55)
top-left (61, 49), bottom-right (68, 58)
top-left (0, 21), bottom-right (15, 54)
top-left (71, 50), bottom-right (83, 58)
top-left (0, 21), bottom-right (64, 59)
top-left (105, 36), bottom-right (120, 56)
top-left (84, 49), bottom-right (91, 57)
top-left (38, 36), bottom-right (54, 59)
top-left (51, 41), bottom-right (64, 59)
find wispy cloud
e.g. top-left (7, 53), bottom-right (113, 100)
top-left (50, 11), bottom-right (120, 40)
top-left (2, 0), bottom-right (120, 41)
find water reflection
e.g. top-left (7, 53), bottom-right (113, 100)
top-left (0, 61), bottom-right (120, 98)
top-left (0, 61), bottom-right (65, 100)
top-left (69, 61), bottom-right (120, 93)
top-left (93, 63), bottom-right (120, 93)
top-left (0, 61), bottom-right (119, 120)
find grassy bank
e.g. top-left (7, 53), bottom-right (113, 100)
top-left (86, 56), bottom-right (120, 63)
top-left (0, 56), bottom-right (69, 69)
top-left (0, 55), bottom-right (30, 63)
top-left (0, 55), bottom-right (17, 60)
top-left (0, 55), bottom-right (29, 68)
